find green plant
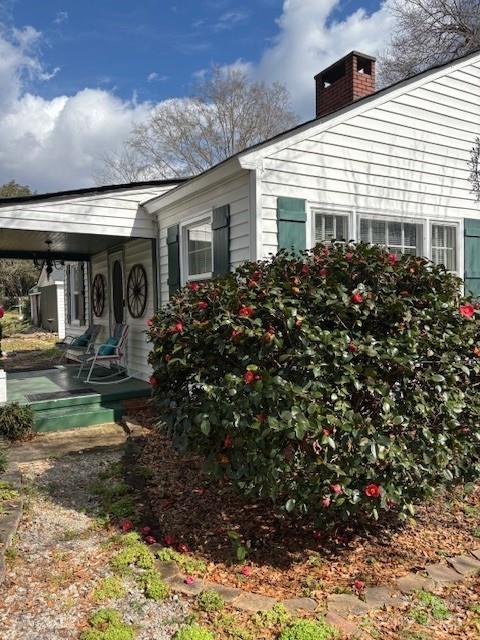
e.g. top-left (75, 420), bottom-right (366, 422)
top-left (473, 526), bottom-right (480, 538)
top-left (279, 618), bottom-right (339, 640)
top-left (135, 570), bottom-right (170, 600)
top-left (196, 589), bottom-right (225, 612)
top-left (173, 625), bottom-right (214, 640)
top-left (0, 402), bottom-right (33, 441)
top-left (156, 547), bottom-right (207, 575)
top-left (254, 604), bottom-right (290, 629)
top-left (93, 577), bottom-right (127, 602)
top-left (110, 544), bottom-right (155, 572)
top-left (0, 481), bottom-right (19, 501)
top-left (227, 531), bottom-right (248, 562)
top-left (81, 608), bottom-right (135, 640)
top-left (0, 448), bottom-right (6, 473)
top-left (409, 591), bottom-right (450, 624)
top-left (148, 243), bottom-right (480, 525)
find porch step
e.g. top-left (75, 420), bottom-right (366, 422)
top-left (27, 385), bottom-right (151, 412)
top-left (33, 402), bottom-right (124, 433)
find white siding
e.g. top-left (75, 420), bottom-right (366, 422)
top-left (155, 172), bottom-right (251, 305)
top-left (56, 284), bottom-right (65, 340)
top-left (89, 240), bottom-right (154, 381)
top-left (0, 184), bottom-right (175, 239)
top-left (258, 58), bottom-right (480, 259)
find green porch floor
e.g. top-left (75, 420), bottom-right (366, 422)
top-left (7, 366), bottom-right (152, 432)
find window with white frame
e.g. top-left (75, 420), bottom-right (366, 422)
top-left (431, 224), bottom-right (457, 271)
top-left (183, 217), bottom-right (212, 281)
top-left (359, 218), bottom-right (423, 256)
top-left (314, 211), bottom-right (349, 244)
top-left (66, 263), bottom-right (85, 324)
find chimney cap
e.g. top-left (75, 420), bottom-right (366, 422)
top-left (314, 51), bottom-right (376, 80)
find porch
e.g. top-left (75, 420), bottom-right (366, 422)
top-left (7, 365), bottom-right (151, 432)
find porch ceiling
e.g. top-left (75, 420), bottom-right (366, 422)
top-left (0, 229), bottom-right (128, 260)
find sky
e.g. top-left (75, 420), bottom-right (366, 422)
top-left (0, 0), bottom-right (394, 192)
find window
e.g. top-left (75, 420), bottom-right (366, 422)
top-left (359, 218), bottom-right (423, 256)
top-left (183, 217), bottom-right (212, 281)
top-left (314, 212), bottom-right (349, 244)
top-left (66, 263), bottom-right (85, 325)
top-left (431, 224), bottom-right (457, 271)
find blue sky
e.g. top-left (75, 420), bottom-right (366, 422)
top-left (0, 0), bottom-right (391, 191)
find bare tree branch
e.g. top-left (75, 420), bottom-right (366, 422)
top-left (97, 67), bottom-right (298, 182)
top-left (379, 0), bottom-right (480, 86)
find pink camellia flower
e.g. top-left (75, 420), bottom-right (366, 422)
top-left (184, 576), bottom-right (194, 585)
top-left (188, 282), bottom-right (200, 292)
top-left (231, 329), bottom-right (242, 340)
top-left (241, 566), bottom-right (251, 576)
top-left (323, 429), bottom-right (330, 437)
top-left (244, 370), bottom-right (256, 385)
top-left (173, 321), bottom-right (184, 333)
top-left (120, 519), bottom-right (134, 532)
top-left (364, 483), bottom-right (381, 498)
top-left (295, 318), bottom-right (302, 327)
top-left (322, 497), bottom-right (331, 508)
top-left (149, 375), bottom-right (158, 386)
top-left (388, 253), bottom-right (398, 266)
top-left (0, 306), bottom-right (4, 319)
top-left (459, 304), bottom-right (475, 319)
top-left (146, 319), bottom-right (153, 327)
top-left (141, 526), bottom-right (152, 536)
top-left (224, 435), bottom-right (233, 449)
top-left (313, 530), bottom-right (322, 541)
top-left (347, 342), bottom-right (357, 353)
top-left (351, 292), bottom-right (363, 304)
top-left (164, 535), bottom-right (175, 546)
top-left (239, 305), bottom-right (254, 317)
top-left (319, 268), bottom-right (329, 277)
top-left (331, 484), bottom-right (343, 494)
top-left (354, 579), bottom-right (365, 591)
top-left (322, 247), bottom-right (330, 257)
top-left (145, 535), bottom-right (157, 545)
top-left (198, 301), bottom-right (208, 310)
top-left (301, 265), bottom-right (311, 275)
top-left (177, 543), bottom-right (190, 554)
top-left (251, 270), bottom-right (262, 282)
top-left (345, 252), bottom-right (354, 261)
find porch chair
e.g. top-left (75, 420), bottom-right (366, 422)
top-left (57, 325), bottom-right (101, 363)
top-left (76, 323), bottom-right (132, 384)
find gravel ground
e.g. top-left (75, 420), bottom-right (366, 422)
top-left (0, 449), bottom-right (187, 640)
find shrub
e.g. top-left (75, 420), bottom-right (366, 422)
top-left (148, 244), bottom-right (480, 525)
top-left (135, 570), bottom-right (170, 600)
top-left (0, 403), bottom-right (33, 441)
top-left (93, 576), bottom-right (127, 603)
top-left (110, 544), bottom-right (155, 571)
top-left (196, 589), bottom-right (225, 612)
top-left (279, 619), bottom-right (339, 640)
top-left (173, 625), bottom-right (214, 640)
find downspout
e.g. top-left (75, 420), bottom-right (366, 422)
top-left (142, 204), bottom-right (161, 311)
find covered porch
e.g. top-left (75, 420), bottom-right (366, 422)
top-left (7, 366), bottom-right (151, 432)
top-left (0, 182), bottom-right (167, 430)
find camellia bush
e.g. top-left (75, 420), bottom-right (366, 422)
top-left (147, 243), bottom-right (480, 525)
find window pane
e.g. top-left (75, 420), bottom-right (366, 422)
top-left (187, 222), bottom-right (212, 276)
top-left (314, 213), bottom-right (349, 243)
top-left (371, 220), bottom-right (386, 244)
top-left (360, 218), bottom-right (422, 257)
top-left (431, 224), bottom-right (456, 271)
top-left (388, 221), bottom-right (402, 247)
top-left (403, 223), bottom-right (417, 248)
top-left (360, 219), bottom-right (369, 243)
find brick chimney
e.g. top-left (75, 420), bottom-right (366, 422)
top-left (315, 51), bottom-right (376, 118)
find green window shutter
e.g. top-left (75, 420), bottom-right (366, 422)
top-left (277, 197), bottom-right (306, 252)
top-left (212, 204), bottom-right (230, 277)
top-left (464, 219), bottom-right (480, 297)
top-left (167, 224), bottom-right (180, 298)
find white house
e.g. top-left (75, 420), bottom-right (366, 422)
top-left (2, 49), bottom-right (480, 384)
top-left (29, 263), bottom-right (66, 338)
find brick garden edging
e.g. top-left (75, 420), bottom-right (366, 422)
top-left (0, 463), bottom-right (23, 585)
top-left (152, 546), bottom-right (480, 639)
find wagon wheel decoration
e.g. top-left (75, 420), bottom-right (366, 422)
top-left (91, 273), bottom-right (106, 317)
top-left (127, 264), bottom-right (148, 318)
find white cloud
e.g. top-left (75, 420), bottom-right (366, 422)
top-left (213, 9), bottom-right (249, 32)
top-left (54, 11), bottom-right (68, 25)
top-left (253, 0), bottom-right (394, 118)
top-left (0, 25), bottom-right (152, 191)
top-left (147, 72), bottom-right (168, 82)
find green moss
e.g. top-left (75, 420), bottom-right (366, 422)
top-left (111, 544), bottom-right (155, 572)
top-left (81, 608), bottom-right (135, 640)
top-left (108, 497), bottom-right (136, 520)
top-left (254, 603), bottom-right (290, 628)
top-left (98, 463), bottom-right (123, 480)
top-left (156, 547), bottom-right (206, 575)
top-left (279, 619), bottom-right (339, 640)
top-left (93, 577), bottom-right (127, 603)
top-left (173, 625), bottom-right (214, 640)
top-left (111, 532), bottom-right (142, 547)
top-left (196, 590), bottom-right (225, 612)
top-left (0, 481), bottom-right (18, 501)
top-left (415, 591), bottom-right (450, 621)
top-left (136, 570), bottom-right (170, 601)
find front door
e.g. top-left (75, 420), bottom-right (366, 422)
top-left (109, 250), bottom-right (125, 328)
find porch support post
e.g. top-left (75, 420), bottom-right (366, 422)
top-left (0, 369), bottom-right (6, 405)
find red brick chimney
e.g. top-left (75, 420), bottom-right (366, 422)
top-left (315, 51), bottom-right (376, 118)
